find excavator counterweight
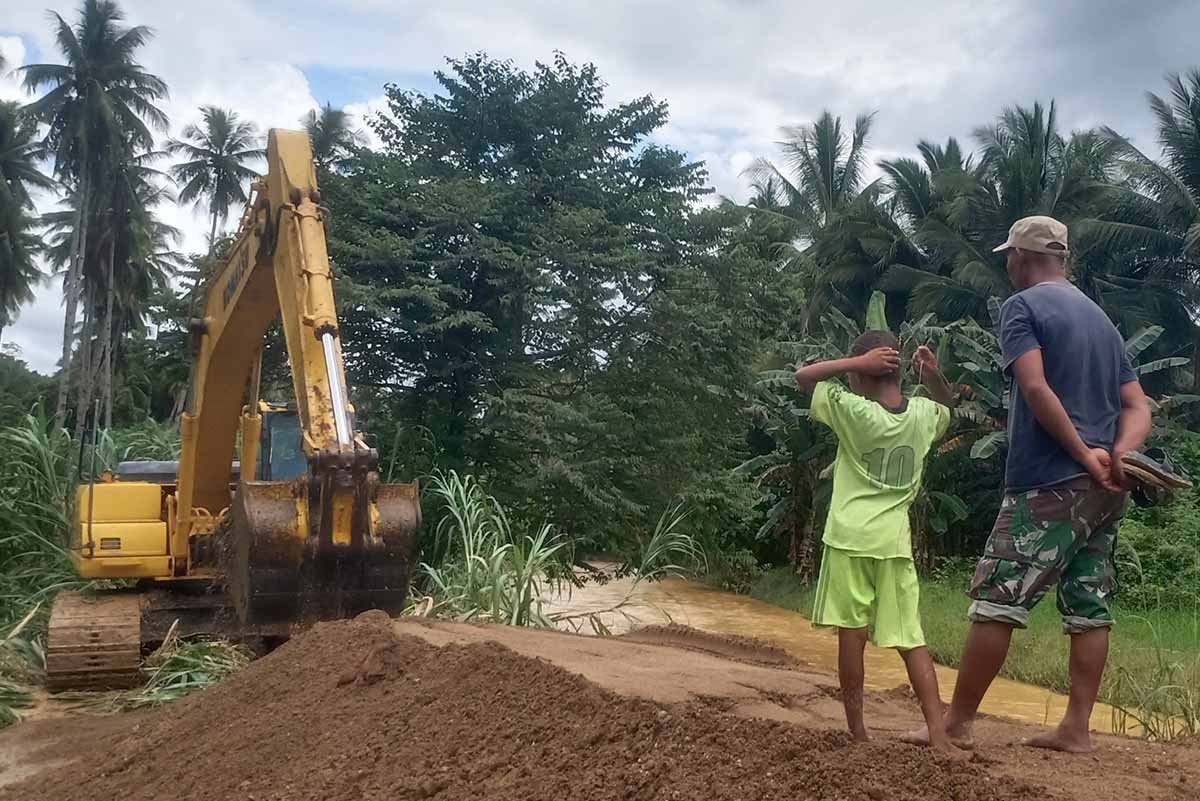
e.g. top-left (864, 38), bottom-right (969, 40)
top-left (44, 130), bottom-right (421, 689)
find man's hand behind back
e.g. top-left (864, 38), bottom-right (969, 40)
top-left (1081, 448), bottom-right (1121, 493)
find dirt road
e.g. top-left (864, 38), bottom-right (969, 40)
top-left (1, 615), bottom-right (1195, 801)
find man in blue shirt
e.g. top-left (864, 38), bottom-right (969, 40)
top-left (907, 216), bottom-right (1152, 753)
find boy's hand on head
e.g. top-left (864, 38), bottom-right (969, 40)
top-left (855, 347), bottom-right (901, 376)
top-left (912, 345), bottom-right (938, 376)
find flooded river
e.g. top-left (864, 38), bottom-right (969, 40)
top-left (545, 575), bottom-right (1129, 734)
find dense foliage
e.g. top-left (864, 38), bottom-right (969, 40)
top-left (321, 54), bottom-right (784, 551)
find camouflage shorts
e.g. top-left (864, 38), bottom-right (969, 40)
top-left (968, 479), bottom-right (1128, 634)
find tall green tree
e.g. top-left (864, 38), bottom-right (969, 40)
top-left (324, 54), bottom-right (771, 547)
top-left (21, 0), bottom-right (168, 426)
top-left (301, 103), bottom-right (364, 173)
top-left (167, 106), bottom-right (262, 250)
top-left (0, 101), bottom-right (55, 343)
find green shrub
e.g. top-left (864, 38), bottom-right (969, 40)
top-left (1119, 491), bottom-right (1200, 609)
top-left (1117, 430), bottom-right (1200, 610)
top-left (702, 544), bottom-right (765, 594)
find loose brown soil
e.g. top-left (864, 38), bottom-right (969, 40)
top-left (1, 614), bottom-right (1196, 801)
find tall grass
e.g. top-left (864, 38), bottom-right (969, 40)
top-left (411, 471), bottom-right (705, 629)
top-left (1108, 617), bottom-right (1200, 740)
top-left (108, 419), bottom-right (181, 463)
top-left (0, 410), bottom-right (78, 632)
top-left (0, 411), bottom-right (80, 725)
top-left (0, 679), bottom-right (32, 728)
top-left (414, 472), bottom-right (572, 626)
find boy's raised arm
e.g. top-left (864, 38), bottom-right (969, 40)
top-left (794, 348), bottom-right (900, 392)
top-left (912, 346), bottom-right (957, 408)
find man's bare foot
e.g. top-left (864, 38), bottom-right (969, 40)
top-left (850, 729), bottom-right (871, 743)
top-left (1025, 727), bottom-right (1095, 754)
top-left (902, 722), bottom-right (975, 750)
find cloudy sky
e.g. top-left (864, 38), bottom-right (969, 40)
top-left (3, 0), bottom-right (1199, 373)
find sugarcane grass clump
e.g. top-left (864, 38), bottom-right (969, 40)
top-left (120, 636), bottom-right (251, 709)
top-left (411, 471), bottom-right (704, 629)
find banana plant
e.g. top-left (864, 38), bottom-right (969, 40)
top-left (957, 321), bottom-right (1190, 461)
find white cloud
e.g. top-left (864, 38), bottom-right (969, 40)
top-left (342, 94), bottom-right (390, 152)
top-left (0, 36), bottom-right (32, 101)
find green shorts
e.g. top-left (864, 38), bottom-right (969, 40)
top-left (811, 546), bottom-right (925, 650)
top-left (968, 479), bottom-right (1127, 634)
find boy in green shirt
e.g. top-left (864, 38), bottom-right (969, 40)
top-left (795, 331), bottom-right (960, 755)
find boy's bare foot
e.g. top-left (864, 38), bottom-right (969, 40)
top-left (902, 722), bottom-right (975, 750)
top-left (932, 740), bottom-right (971, 761)
top-left (1025, 726), bottom-right (1095, 754)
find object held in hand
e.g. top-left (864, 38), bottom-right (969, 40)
top-left (1121, 449), bottom-right (1192, 508)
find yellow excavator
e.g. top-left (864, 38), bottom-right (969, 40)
top-left (45, 130), bottom-right (421, 690)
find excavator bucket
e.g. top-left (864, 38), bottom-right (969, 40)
top-left (225, 479), bottom-right (421, 626)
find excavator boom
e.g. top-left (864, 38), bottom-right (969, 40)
top-left (175, 129), bottom-right (419, 624)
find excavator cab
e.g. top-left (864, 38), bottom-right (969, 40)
top-left (254, 405), bottom-right (307, 481)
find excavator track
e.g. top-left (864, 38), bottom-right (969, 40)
top-left (45, 591), bottom-right (142, 691)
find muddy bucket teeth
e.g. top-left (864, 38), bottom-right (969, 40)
top-left (226, 480), bottom-right (420, 626)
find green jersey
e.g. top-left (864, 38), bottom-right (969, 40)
top-left (810, 381), bottom-right (950, 559)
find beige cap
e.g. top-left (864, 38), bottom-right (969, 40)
top-left (992, 215), bottom-right (1069, 256)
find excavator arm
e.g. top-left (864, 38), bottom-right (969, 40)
top-left (175, 129), bottom-right (419, 623)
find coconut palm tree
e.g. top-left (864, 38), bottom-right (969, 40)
top-left (167, 106), bottom-right (262, 250)
top-left (94, 150), bottom-right (180, 427)
top-left (0, 101), bottom-right (55, 344)
top-left (1087, 70), bottom-right (1200, 384)
top-left (21, 0), bottom-right (168, 426)
top-left (301, 103), bottom-right (365, 173)
top-left (38, 144), bottom-right (180, 432)
top-left (876, 104), bottom-right (1121, 323)
top-left (741, 112), bottom-right (883, 324)
top-left (743, 111), bottom-right (877, 235)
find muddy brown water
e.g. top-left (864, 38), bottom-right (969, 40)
top-left (545, 576), bottom-right (1129, 734)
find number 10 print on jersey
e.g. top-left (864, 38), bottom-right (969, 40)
top-left (861, 446), bottom-right (915, 486)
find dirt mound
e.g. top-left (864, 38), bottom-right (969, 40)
top-left (620, 623), bottom-right (802, 668)
top-left (3, 614), bottom-right (1055, 801)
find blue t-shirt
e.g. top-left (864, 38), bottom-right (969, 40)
top-left (999, 281), bottom-right (1137, 491)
